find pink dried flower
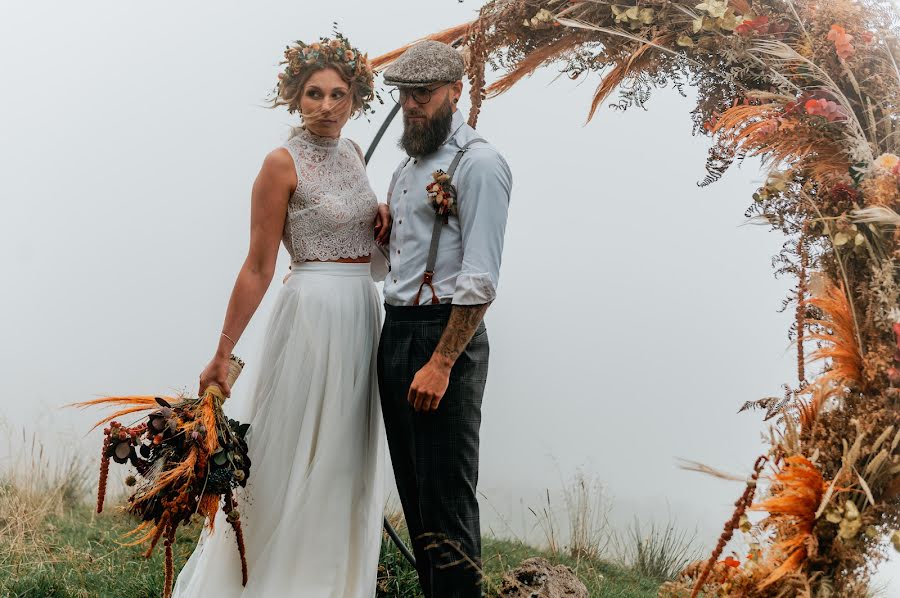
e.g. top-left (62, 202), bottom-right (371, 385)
top-left (804, 98), bottom-right (846, 122)
top-left (888, 367), bottom-right (900, 386)
top-left (827, 24), bottom-right (854, 60)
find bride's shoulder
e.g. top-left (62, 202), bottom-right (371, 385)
top-left (258, 147), bottom-right (297, 184)
top-left (344, 138), bottom-right (366, 164)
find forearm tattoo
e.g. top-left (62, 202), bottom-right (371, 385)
top-left (434, 303), bottom-right (490, 364)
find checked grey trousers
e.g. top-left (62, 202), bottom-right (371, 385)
top-left (377, 303), bottom-right (489, 598)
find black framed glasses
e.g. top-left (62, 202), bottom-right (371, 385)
top-left (389, 82), bottom-right (451, 105)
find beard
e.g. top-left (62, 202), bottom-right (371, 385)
top-left (399, 98), bottom-right (454, 157)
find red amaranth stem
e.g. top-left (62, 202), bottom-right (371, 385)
top-left (691, 455), bottom-right (768, 597)
top-left (796, 237), bottom-right (808, 386)
top-left (465, 22), bottom-right (487, 129)
top-left (231, 519), bottom-right (248, 585)
top-left (97, 428), bottom-right (112, 513)
top-left (163, 525), bottom-right (176, 598)
top-left (144, 511), bottom-right (170, 558)
top-left (225, 491), bottom-right (249, 586)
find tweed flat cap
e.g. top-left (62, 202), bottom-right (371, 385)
top-left (382, 40), bottom-right (465, 88)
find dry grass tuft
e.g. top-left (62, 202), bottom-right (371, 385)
top-left (0, 429), bottom-right (90, 575)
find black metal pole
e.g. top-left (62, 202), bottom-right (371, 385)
top-left (383, 516), bottom-right (417, 567)
top-left (365, 100), bottom-right (416, 569)
top-left (364, 102), bottom-right (402, 165)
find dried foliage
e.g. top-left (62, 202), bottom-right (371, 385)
top-left (374, 0), bottom-right (900, 593)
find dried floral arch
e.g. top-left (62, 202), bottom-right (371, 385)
top-left (373, 0), bottom-right (900, 595)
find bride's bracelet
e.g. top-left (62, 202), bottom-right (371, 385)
top-left (221, 332), bottom-right (237, 347)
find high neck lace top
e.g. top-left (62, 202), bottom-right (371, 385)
top-left (281, 128), bottom-right (378, 263)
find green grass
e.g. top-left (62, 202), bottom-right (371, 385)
top-left (1, 504), bottom-right (201, 598)
top-left (377, 527), bottom-right (662, 598)
top-left (1, 503), bottom-right (662, 598)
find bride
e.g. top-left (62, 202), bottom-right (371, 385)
top-left (172, 33), bottom-right (391, 597)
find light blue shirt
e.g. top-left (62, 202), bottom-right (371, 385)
top-left (382, 109), bottom-right (512, 306)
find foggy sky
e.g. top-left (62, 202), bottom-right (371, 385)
top-left (2, 0), bottom-right (897, 591)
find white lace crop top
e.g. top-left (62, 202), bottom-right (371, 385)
top-left (282, 128), bottom-right (379, 263)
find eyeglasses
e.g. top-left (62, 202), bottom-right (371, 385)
top-left (389, 82), bottom-right (451, 105)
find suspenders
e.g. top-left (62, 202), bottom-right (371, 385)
top-left (413, 138), bottom-right (486, 306)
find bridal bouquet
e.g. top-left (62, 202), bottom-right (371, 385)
top-left (74, 354), bottom-right (251, 598)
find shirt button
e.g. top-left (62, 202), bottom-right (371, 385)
top-left (414, 159), bottom-right (418, 164)
top-left (398, 219), bottom-right (402, 224)
top-left (397, 249), bottom-right (401, 255)
top-left (402, 189), bottom-right (407, 194)
top-left (393, 279), bottom-right (398, 283)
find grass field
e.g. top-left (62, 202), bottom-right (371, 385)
top-left (0, 505), bottom-right (659, 598)
top-left (0, 442), bottom-right (677, 597)
top-left (0, 503), bottom-right (664, 598)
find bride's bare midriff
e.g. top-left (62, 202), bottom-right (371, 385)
top-left (307, 256), bottom-right (371, 264)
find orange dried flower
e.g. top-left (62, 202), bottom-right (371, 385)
top-left (735, 15), bottom-right (770, 36)
top-left (751, 456), bottom-right (828, 588)
top-left (804, 98), bottom-right (846, 122)
top-left (827, 24), bottom-right (854, 59)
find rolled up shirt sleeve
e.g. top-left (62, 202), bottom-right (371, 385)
top-left (452, 148), bottom-right (512, 305)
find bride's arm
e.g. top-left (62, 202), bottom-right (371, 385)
top-left (198, 148), bottom-right (295, 396)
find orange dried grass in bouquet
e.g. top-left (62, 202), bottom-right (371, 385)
top-left (72, 355), bottom-right (251, 598)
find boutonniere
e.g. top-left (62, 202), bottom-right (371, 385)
top-left (426, 169), bottom-right (457, 222)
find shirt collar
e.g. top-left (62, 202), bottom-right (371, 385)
top-left (442, 109), bottom-right (468, 149)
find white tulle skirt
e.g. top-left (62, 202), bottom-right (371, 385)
top-left (173, 261), bottom-right (387, 598)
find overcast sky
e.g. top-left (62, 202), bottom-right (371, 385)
top-left (2, 0), bottom-right (897, 591)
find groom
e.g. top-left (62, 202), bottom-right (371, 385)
top-left (377, 41), bottom-right (512, 598)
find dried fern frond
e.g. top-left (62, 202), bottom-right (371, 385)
top-left (586, 35), bottom-right (669, 123)
top-left (806, 282), bottom-right (864, 390)
top-left (485, 34), bottom-right (587, 97)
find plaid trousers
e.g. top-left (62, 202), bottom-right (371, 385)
top-left (377, 303), bottom-right (489, 598)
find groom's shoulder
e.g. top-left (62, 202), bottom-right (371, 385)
top-left (456, 125), bottom-right (510, 176)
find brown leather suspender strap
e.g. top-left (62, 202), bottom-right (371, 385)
top-left (413, 138), bottom-right (486, 306)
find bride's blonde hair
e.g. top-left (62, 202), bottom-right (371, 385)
top-left (271, 32), bottom-right (377, 122)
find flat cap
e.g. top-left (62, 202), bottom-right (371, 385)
top-left (382, 40), bottom-right (465, 88)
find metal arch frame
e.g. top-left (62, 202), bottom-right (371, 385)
top-left (364, 100), bottom-right (418, 569)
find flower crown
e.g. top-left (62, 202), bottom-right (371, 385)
top-left (276, 31), bottom-right (378, 116)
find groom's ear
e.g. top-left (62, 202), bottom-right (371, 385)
top-left (450, 80), bottom-right (464, 104)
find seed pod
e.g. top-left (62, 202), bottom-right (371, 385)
top-left (114, 442), bottom-right (132, 462)
top-left (149, 414), bottom-right (166, 432)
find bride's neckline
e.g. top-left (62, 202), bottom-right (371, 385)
top-left (298, 127), bottom-right (340, 148)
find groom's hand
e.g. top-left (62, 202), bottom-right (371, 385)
top-left (408, 304), bottom-right (491, 412)
top-left (408, 356), bottom-right (452, 412)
